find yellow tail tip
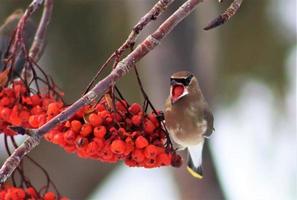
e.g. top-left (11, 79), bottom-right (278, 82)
top-left (187, 166), bottom-right (203, 179)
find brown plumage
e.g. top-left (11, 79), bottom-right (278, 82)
top-left (165, 71), bottom-right (214, 178)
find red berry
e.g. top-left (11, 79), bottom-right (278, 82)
top-left (157, 153), bottom-right (171, 166)
top-left (86, 141), bottom-right (102, 157)
top-left (144, 145), bottom-right (159, 158)
top-left (94, 126), bottom-right (107, 138)
top-left (128, 103), bottom-right (142, 115)
top-left (80, 124), bottom-right (93, 137)
top-left (144, 158), bottom-right (158, 168)
top-left (52, 133), bottom-right (65, 145)
top-left (171, 154), bottom-right (183, 167)
top-left (100, 145), bottom-right (115, 161)
top-left (105, 116), bottom-right (113, 124)
top-left (116, 100), bottom-right (128, 112)
top-left (25, 187), bottom-right (37, 198)
top-left (70, 120), bottom-right (82, 133)
top-left (31, 105), bottom-right (43, 115)
top-left (143, 119), bottom-right (156, 134)
top-left (12, 188), bottom-right (25, 199)
top-left (37, 114), bottom-right (46, 126)
top-left (19, 110), bottom-right (30, 122)
top-left (9, 113), bottom-right (21, 126)
top-left (47, 102), bottom-right (61, 116)
top-left (110, 140), bottom-right (126, 155)
top-left (135, 136), bottom-right (149, 149)
top-left (125, 159), bottom-right (137, 167)
top-left (28, 115), bottom-right (39, 128)
top-left (64, 130), bottom-right (77, 144)
top-left (75, 136), bottom-right (88, 148)
top-left (131, 115), bottom-right (142, 126)
top-left (0, 108), bottom-right (11, 120)
top-left (43, 192), bottom-right (56, 200)
top-left (123, 141), bottom-right (134, 156)
top-left (88, 113), bottom-right (102, 126)
top-left (132, 149), bottom-right (145, 163)
top-left (148, 113), bottom-right (160, 127)
top-left (0, 97), bottom-right (10, 106)
top-left (31, 95), bottom-right (41, 106)
top-left (4, 192), bottom-right (14, 200)
top-left (112, 112), bottom-right (122, 122)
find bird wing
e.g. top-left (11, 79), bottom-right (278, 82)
top-left (203, 108), bottom-right (214, 137)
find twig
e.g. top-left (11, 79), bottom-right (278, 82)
top-left (7, 0), bottom-right (44, 69)
top-left (29, 0), bottom-right (53, 62)
top-left (83, 0), bottom-right (175, 94)
top-left (204, 0), bottom-right (243, 30)
top-left (0, 0), bottom-right (203, 184)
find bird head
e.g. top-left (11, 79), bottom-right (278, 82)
top-left (170, 71), bottom-right (197, 104)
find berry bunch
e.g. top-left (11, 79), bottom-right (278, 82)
top-left (0, 81), bottom-right (64, 135)
top-left (45, 99), bottom-right (182, 168)
top-left (0, 185), bottom-right (68, 200)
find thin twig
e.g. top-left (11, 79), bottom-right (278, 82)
top-left (204, 0), bottom-right (243, 30)
top-left (83, 0), bottom-right (175, 94)
top-left (0, 0), bottom-right (203, 184)
top-left (7, 0), bottom-right (44, 69)
top-left (29, 0), bottom-right (53, 62)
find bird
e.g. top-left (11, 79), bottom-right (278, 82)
top-left (0, 9), bottom-right (35, 80)
top-left (164, 71), bottom-right (214, 179)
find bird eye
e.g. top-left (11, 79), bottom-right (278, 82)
top-left (184, 74), bottom-right (193, 86)
top-left (171, 75), bottom-right (193, 86)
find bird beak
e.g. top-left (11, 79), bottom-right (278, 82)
top-left (170, 84), bottom-right (189, 104)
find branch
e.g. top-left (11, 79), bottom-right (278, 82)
top-left (29, 0), bottom-right (53, 62)
top-left (0, 0), bottom-right (203, 184)
top-left (204, 0), bottom-right (243, 30)
top-left (7, 0), bottom-right (44, 69)
top-left (84, 0), bottom-right (175, 94)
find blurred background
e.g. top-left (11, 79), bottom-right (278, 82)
top-left (0, 0), bottom-right (296, 200)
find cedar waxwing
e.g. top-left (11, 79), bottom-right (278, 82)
top-left (164, 71), bottom-right (214, 179)
top-left (0, 9), bottom-right (35, 76)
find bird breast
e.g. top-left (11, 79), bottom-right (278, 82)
top-left (165, 100), bottom-right (206, 147)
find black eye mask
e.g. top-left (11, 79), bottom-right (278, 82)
top-left (170, 74), bottom-right (193, 86)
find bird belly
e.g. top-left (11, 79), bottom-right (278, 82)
top-left (168, 124), bottom-right (204, 147)
top-left (165, 100), bottom-right (207, 147)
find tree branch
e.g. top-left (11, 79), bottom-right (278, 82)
top-left (29, 0), bottom-right (53, 62)
top-left (7, 0), bottom-right (44, 68)
top-left (204, 0), bottom-right (243, 30)
top-left (84, 0), bottom-right (175, 94)
top-left (0, 0), bottom-right (202, 184)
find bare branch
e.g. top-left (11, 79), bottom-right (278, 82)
top-left (29, 0), bottom-right (53, 61)
top-left (84, 0), bottom-right (175, 94)
top-left (7, 0), bottom-right (44, 69)
top-left (204, 0), bottom-right (243, 30)
top-left (0, 0), bottom-right (203, 184)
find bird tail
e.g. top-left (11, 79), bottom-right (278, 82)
top-left (186, 140), bottom-right (205, 179)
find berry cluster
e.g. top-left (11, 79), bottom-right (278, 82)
top-left (0, 185), bottom-right (68, 200)
top-left (45, 99), bottom-right (182, 168)
top-left (0, 81), bottom-right (63, 135)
